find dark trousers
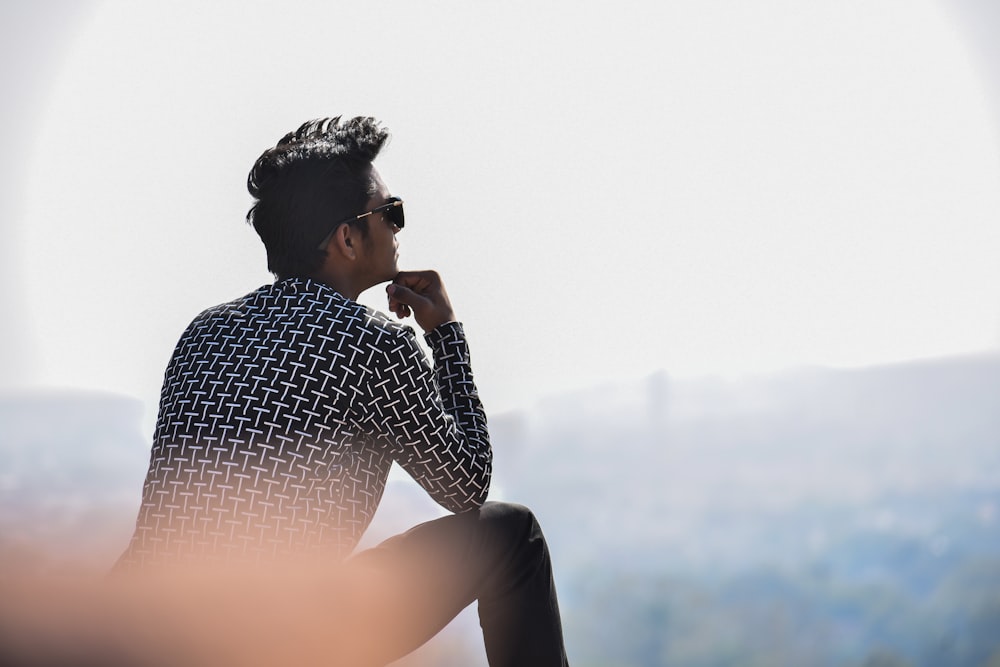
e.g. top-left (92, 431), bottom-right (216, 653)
top-left (339, 501), bottom-right (570, 667)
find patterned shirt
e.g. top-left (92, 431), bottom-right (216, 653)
top-left (118, 277), bottom-right (491, 568)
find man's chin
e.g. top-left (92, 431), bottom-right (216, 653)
top-left (375, 269), bottom-right (398, 288)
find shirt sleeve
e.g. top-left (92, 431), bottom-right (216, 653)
top-left (362, 321), bottom-right (492, 512)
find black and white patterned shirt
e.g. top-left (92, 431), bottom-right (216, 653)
top-left (118, 277), bottom-right (491, 568)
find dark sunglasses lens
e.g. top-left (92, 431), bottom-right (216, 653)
top-left (388, 202), bottom-right (404, 228)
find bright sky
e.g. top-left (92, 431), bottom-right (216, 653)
top-left (6, 0), bottom-right (1000, 426)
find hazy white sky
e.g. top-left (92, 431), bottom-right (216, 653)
top-left (4, 0), bottom-right (1000, 424)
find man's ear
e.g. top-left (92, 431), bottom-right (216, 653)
top-left (329, 223), bottom-right (358, 261)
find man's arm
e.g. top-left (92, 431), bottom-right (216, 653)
top-left (364, 271), bottom-right (492, 512)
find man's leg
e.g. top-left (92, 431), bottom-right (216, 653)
top-left (339, 501), bottom-right (569, 667)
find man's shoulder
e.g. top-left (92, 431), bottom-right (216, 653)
top-left (359, 302), bottom-right (418, 340)
top-left (185, 278), bottom-right (416, 341)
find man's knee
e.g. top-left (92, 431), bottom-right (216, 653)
top-left (479, 500), bottom-right (538, 528)
top-left (478, 501), bottom-right (549, 554)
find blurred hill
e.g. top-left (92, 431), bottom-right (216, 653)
top-left (0, 389), bottom-right (148, 569)
top-left (486, 352), bottom-right (1000, 666)
top-left (491, 353), bottom-right (1000, 575)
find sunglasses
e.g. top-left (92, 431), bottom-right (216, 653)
top-left (317, 197), bottom-right (405, 249)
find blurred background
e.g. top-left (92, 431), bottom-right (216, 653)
top-left (1, 1), bottom-right (998, 665)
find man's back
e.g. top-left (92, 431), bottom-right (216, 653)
top-left (118, 277), bottom-right (490, 569)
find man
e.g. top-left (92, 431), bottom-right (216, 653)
top-left (114, 116), bottom-right (570, 666)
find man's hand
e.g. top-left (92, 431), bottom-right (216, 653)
top-left (386, 270), bottom-right (457, 333)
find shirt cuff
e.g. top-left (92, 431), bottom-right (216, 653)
top-left (424, 321), bottom-right (466, 348)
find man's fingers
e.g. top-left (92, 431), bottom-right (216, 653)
top-left (386, 285), bottom-right (429, 322)
top-left (386, 290), bottom-right (413, 320)
top-left (387, 271), bottom-right (454, 331)
top-left (392, 270), bottom-right (440, 293)
top-left (386, 283), bottom-right (424, 307)
top-left (389, 301), bottom-right (411, 319)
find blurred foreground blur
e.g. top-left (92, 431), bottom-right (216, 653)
top-left (2, 353), bottom-right (999, 666)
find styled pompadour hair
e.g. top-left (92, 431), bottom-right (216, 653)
top-left (246, 116), bottom-right (391, 279)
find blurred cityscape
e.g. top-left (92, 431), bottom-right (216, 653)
top-left (2, 352), bottom-right (999, 666)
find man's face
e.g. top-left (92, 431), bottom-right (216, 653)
top-left (355, 167), bottom-right (401, 288)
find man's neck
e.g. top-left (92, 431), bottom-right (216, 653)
top-left (308, 269), bottom-right (362, 301)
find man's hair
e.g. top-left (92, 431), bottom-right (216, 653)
top-left (246, 116), bottom-right (390, 278)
